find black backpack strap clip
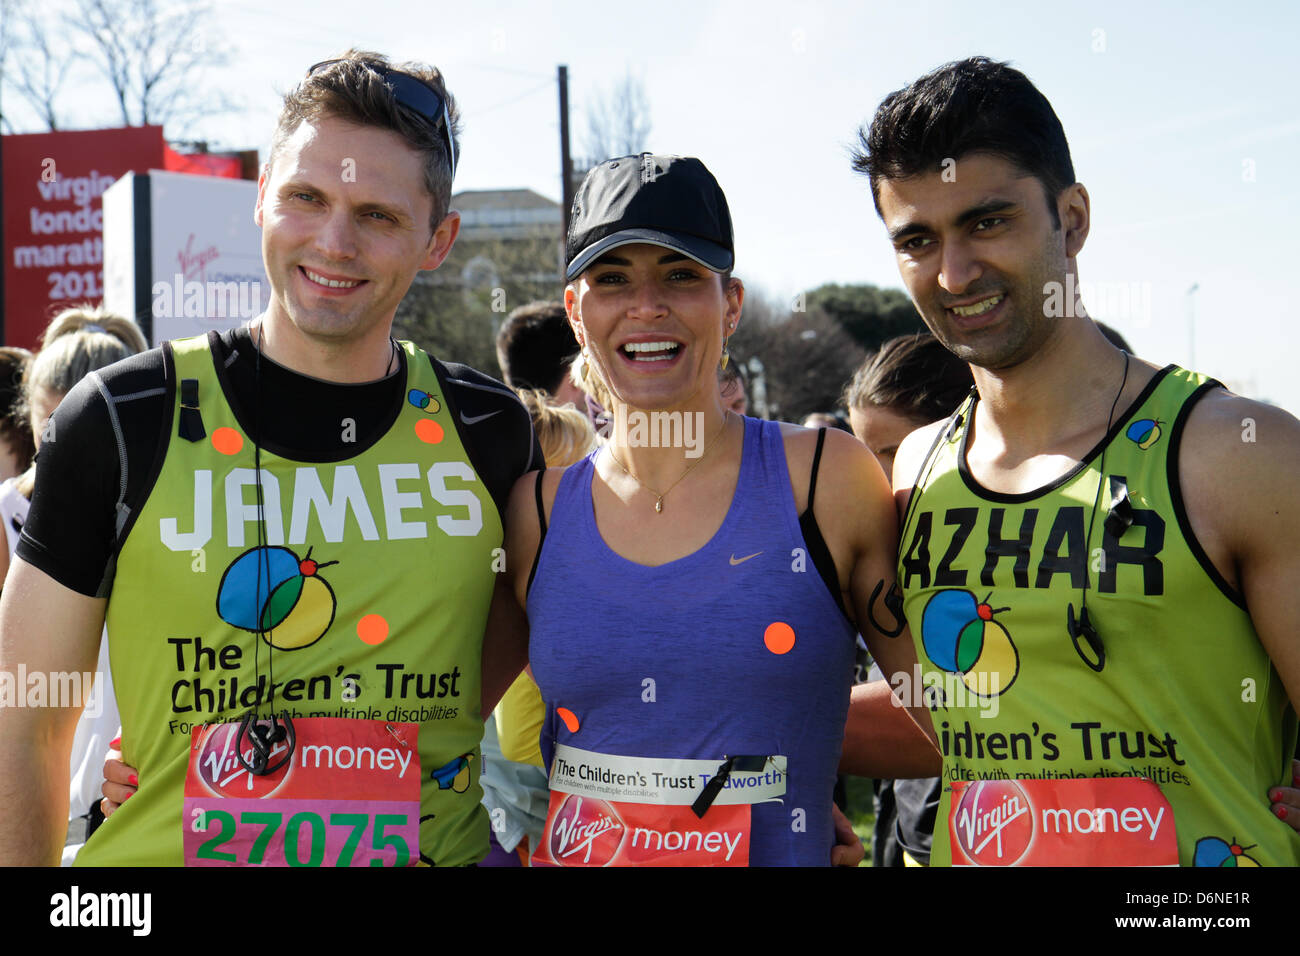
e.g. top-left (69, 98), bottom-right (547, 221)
top-left (178, 378), bottom-right (206, 442)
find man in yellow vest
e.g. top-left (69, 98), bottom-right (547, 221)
top-left (851, 57), bottom-right (1300, 866)
top-left (0, 51), bottom-right (538, 866)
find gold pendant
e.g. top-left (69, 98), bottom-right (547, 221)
top-left (655, 497), bottom-right (663, 513)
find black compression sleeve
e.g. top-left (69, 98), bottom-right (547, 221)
top-left (17, 367), bottom-right (139, 596)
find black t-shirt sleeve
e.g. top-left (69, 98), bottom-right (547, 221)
top-left (17, 348), bottom-right (170, 597)
top-left (433, 358), bottom-right (542, 519)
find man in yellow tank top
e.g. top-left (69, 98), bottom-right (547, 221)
top-left (0, 52), bottom-right (538, 866)
top-left (849, 57), bottom-right (1300, 866)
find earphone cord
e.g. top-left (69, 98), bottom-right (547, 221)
top-left (1080, 350), bottom-right (1131, 603)
top-left (898, 385), bottom-right (979, 551)
top-left (253, 324), bottom-right (276, 727)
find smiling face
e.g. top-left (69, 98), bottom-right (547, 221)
top-left (565, 244), bottom-right (742, 412)
top-left (255, 114), bottom-right (458, 357)
top-left (876, 153), bottom-right (1088, 371)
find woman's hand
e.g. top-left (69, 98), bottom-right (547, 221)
top-left (99, 736), bottom-right (138, 818)
top-left (1267, 758), bottom-right (1300, 829)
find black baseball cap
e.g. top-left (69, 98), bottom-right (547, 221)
top-left (565, 154), bottom-right (734, 281)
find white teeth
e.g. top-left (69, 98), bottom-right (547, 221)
top-left (622, 341), bottom-right (680, 361)
top-left (305, 269), bottom-right (361, 289)
top-left (951, 294), bottom-right (1003, 317)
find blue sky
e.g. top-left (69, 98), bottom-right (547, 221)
top-left (9, 0), bottom-right (1297, 411)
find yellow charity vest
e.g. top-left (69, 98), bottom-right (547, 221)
top-left (77, 334), bottom-right (501, 866)
top-left (898, 366), bottom-right (1300, 866)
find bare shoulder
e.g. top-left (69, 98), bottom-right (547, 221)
top-left (503, 466), bottom-right (570, 599)
top-left (778, 421), bottom-right (889, 513)
top-left (1180, 388), bottom-right (1300, 552)
top-left (892, 419), bottom-right (948, 490)
top-left (777, 420), bottom-right (895, 576)
top-left (1181, 388), bottom-right (1300, 461)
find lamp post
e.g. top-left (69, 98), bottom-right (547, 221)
top-left (1186, 283), bottom-right (1199, 369)
top-left (747, 356), bottom-right (769, 421)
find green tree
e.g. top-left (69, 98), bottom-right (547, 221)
top-left (729, 292), bottom-right (866, 423)
top-left (394, 234), bottom-right (563, 378)
top-left (805, 283), bottom-right (925, 354)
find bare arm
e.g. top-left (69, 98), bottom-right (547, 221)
top-left (0, 558), bottom-right (106, 864)
top-left (480, 469), bottom-right (555, 718)
top-left (808, 428), bottom-right (940, 777)
top-left (1179, 395), bottom-right (1300, 826)
top-left (839, 680), bottom-right (941, 778)
top-left (479, 573), bottom-right (529, 719)
top-left (1182, 394), bottom-right (1300, 708)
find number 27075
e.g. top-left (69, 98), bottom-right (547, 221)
top-left (195, 810), bottom-right (412, 867)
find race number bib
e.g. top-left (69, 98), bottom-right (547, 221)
top-left (948, 777), bottom-right (1178, 866)
top-left (532, 746), bottom-right (787, 867)
top-left (183, 718), bottom-right (421, 867)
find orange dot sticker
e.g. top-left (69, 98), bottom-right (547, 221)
top-left (764, 622), bottom-right (796, 655)
top-left (357, 614), bottom-right (389, 645)
top-left (415, 419), bottom-right (444, 444)
top-left (556, 707), bottom-right (580, 733)
top-left (211, 426), bottom-right (244, 456)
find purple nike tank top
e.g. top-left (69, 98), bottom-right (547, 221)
top-left (527, 416), bottom-right (857, 866)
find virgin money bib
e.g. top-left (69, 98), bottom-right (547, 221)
top-left (898, 367), bottom-right (1300, 866)
top-left (532, 746), bottom-right (787, 867)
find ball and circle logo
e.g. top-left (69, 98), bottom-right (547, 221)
top-left (953, 780), bottom-right (1034, 865)
top-left (193, 721), bottom-right (294, 799)
top-left (547, 794), bottom-right (625, 866)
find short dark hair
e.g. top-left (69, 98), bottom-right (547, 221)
top-left (495, 301), bottom-right (580, 395)
top-left (852, 57), bottom-right (1075, 227)
top-left (270, 49), bottom-right (460, 232)
top-left (844, 333), bottom-right (974, 425)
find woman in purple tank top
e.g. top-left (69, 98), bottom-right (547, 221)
top-left (491, 154), bottom-right (940, 867)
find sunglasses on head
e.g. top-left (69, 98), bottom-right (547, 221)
top-left (307, 59), bottom-right (456, 180)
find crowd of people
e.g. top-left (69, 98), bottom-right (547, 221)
top-left (0, 49), bottom-right (1297, 869)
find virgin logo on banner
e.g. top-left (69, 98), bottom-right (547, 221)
top-left (948, 777), bottom-right (1179, 866)
top-left (533, 792), bottom-right (751, 867)
top-left (2, 126), bottom-right (164, 347)
top-left (543, 794), bottom-right (626, 865)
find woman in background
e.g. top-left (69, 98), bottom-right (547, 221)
top-left (0, 306), bottom-right (146, 861)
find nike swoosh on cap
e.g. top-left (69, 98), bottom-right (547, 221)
top-left (460, 410), bottom-right (503, 425)
top-left (729, 552), bottom-right (762, 566)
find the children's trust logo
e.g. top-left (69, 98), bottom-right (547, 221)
top-left (921, 589), bottom-right (1020, 700)
top-left (216, 545), bottom-right (338, 650)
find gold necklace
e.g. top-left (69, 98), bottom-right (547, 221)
top-left (606, 413), bottom-right (732, 513)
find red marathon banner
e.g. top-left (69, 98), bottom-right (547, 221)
top-left (2, 126), bottom-right (164, 348)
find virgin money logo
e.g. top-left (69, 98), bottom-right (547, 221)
top-left (193, 722), bottom-right (292, 799)
top-left (548, 795), bottom-right (625, 866)
top-left (954, 780), bottom-right (1033, 865)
